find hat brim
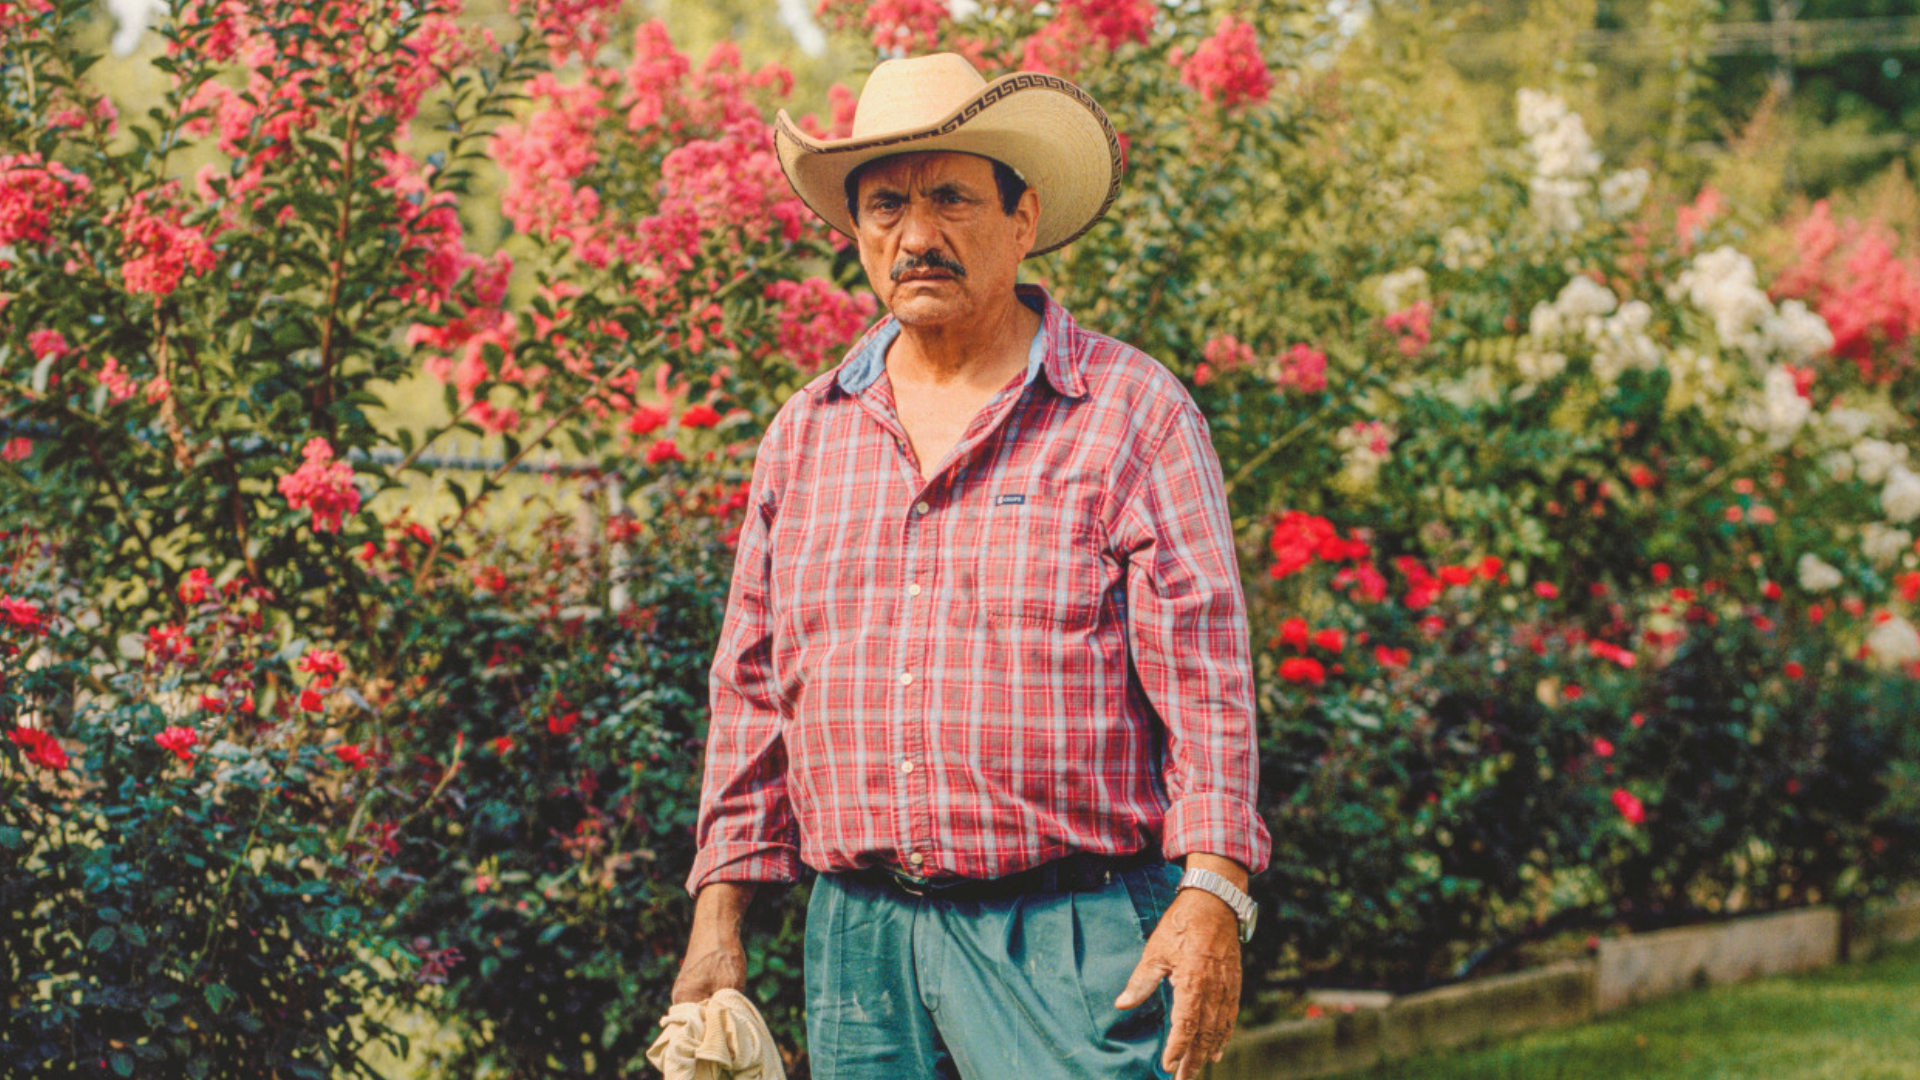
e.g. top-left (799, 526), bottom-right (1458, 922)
top-left (774, 72), bottom-right (1123, 258)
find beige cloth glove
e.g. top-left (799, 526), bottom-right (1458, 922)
top-left (646, 988), bottom-right (787, 1080)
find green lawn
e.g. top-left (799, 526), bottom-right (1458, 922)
top-left (1357, 941), bottom-right (1920, 1080)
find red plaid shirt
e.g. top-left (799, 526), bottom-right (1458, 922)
top-left (687, 286), bottom-right (1271, 893)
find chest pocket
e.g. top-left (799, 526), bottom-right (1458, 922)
top-left (971, 485), bottom-right (1104, 631)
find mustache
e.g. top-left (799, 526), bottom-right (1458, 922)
top-left (890, 251), bottom-right (968, 281)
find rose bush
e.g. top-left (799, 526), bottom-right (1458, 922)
top-left (5, 0), bottom-right (1920, 1074)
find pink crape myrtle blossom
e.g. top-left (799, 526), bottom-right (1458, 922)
top-left (1194, 333), bottom-right (1255, 385)
top-left (1278, 343), bottom-right (1328, 393)
top-left (46, 91), bottom-right (117, 135)
top-left (1772, 202), bottom-right (1920, 381)
top-left (492, 73), bottom-right (611, 246)
top-left (817, 0), bottom-right (950, 54)
top-left (277, 437), bottom-right (362, 534)
top-left (379, 150), bottom-right (482, 308)
top-left (27, 329), bottom-right (70, 363)
top-left (1383, 301), bottom-right (1433, 357)
top-left (512, 0), bottom-right (623, 62)
top-left (95, 356), bottom-right (139, 403)
top-left (642, 116), bottom-right (811, 273)
top-left (0, 154), bottom-right (93, 247)
top-left (1175, 16), bottom-right (1273, 111)
top-left (625, 20), bottom-right (694, 132)
top-left (1021, 0), bottom-right (1156, 76)
top-left (168, 0), bottom-right (254, 63)
top-left (795, 83), bottom-right (859, 142)
top-left (762, 277), bottom-right (877, 371)
top-left (1675, 186), bottom-right (1723, 251)
top-left (406, 251), bottom-right (519, 410)
top-left (119, 190), bottom-right (218, 297)
top-left (0, 0), bottom-right (53, 37)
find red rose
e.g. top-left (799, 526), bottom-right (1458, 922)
top-left (1611, 787), bottom-right (1646, 826)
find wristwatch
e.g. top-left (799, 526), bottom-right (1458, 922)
top-left (1178, 866), bottom-right (1258, 945)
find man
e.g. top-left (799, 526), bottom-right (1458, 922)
top-left (673, 54), bottom-right (1271, 1080)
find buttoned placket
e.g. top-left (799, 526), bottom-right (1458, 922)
top-left (851, 360), bottom-right (1042, 879)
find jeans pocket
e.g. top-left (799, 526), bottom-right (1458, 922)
top-left (1076, 865), bottom-right (1176, 1043)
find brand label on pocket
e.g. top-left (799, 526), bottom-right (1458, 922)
top-left (993, 493), bottom-right (1026, 506)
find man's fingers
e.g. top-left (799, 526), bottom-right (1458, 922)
top-left (1158, 974), bottom-right (1201, 1074)
top-left (1173, 989), bottom-right (1222, 1079)
top-left (1114, 956), bottom-right (1169, 1011)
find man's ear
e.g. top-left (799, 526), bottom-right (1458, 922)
top-left (1015, 187), bottom-right (1040, 255)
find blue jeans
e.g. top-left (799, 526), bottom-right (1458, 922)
top-left (804, 861), bottom-right (1181, 1080)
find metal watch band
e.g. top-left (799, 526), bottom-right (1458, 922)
top-left (1177, 866), bottom-right (1257, 944)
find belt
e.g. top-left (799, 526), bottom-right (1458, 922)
top-left (849, 849), bottom-right (1162, 903)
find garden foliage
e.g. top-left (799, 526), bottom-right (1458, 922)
top-left (4, 0), bottom-right (1920, 1075)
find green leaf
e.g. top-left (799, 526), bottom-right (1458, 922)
top-left (88, 927), bottom-right (117, 952)
top-left (205, 983), bottom-right (235, 1014)
top-left (110, 1052), bottom-right (133, 1077)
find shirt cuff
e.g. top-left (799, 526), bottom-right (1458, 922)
top-left (1161, 792), bottom-right (1272, 875)
top-left (685, 840), bottom-right (803, 897)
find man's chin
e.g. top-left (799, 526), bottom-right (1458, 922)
top-left (888, 294), bottom-right (967, 327)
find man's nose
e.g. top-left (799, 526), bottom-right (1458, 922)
top-left (899, 198), bottom-right (941, 252)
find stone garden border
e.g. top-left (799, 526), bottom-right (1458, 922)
top-left (1211, 892), bottom-right (1920, 1080)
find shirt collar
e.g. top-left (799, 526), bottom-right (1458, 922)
top-left (825, 284), bottom-right (1087, 400)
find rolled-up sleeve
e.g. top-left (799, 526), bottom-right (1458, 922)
top-left (1117, 402), bottom-right (1272, 874)
top-left (686, 411), bottom-right (803, 895)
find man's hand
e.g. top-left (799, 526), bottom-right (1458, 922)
top-left (671, 882), bottom-right (757, 1004)
top-left (1114, 859), bottom-right (1246, 1080)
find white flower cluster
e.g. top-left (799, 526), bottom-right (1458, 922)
top-left (1378, 267), bottom-right (1430, 313)
top-left (1517, 89), bottom-right (1601, 233)
top-left (1521, 276), bottom-right (1660, 385)
top-left (1664, 346), bottom-right (1729, 410)
top-left (1866, 614), bottom-right (1920, 670)
top-left (1670, 246), bottom-right (1834, 367)
top-left (1821, 406), bottom-right (1879, 443)
top-left (1441, 227), bottom-right (1493, 271)
top-left (1796, 552), bottom-right (1844, 592)
top-left (1742, 366), bottom-right (1812, 447)
top-left (1763, 300), bottom-right (1835, 365)
top-left (1885, 464), bottom-right (1920, 523)
top-left (1861, 523), bottom-right (1913, 569)
top-left (1599, 168), bottom-right (1650, 219)
top-left (1855, 438), bottom-right (1910, 483)
top-left (1847, 438), bottom-right (1920, 526)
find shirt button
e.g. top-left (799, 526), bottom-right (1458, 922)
top-left (900, 759), bottom-right (915, 774)
top-left (914, 500), bottom-right (931, 516)
top-left (898, 671), bottom-right (914, 686)
top-left (908, 851), bottom-right (925, 867)
top-left (907, 582), bottom-right (923, 597)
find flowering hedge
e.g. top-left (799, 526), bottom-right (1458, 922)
top-left (5, 0), bottom-right (1920, 1075)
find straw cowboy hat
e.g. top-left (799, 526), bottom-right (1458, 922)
top-left (773, 53), bottom-right (1123, 257)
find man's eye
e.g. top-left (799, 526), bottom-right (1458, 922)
top-left (871, 197), bottom-right (903, 213)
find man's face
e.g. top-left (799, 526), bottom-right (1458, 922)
top-left (852, 151), bottom-right (1039, 329)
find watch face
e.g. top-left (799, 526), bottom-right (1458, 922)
top-left (1240, 904), bottom-right (1258, 944)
